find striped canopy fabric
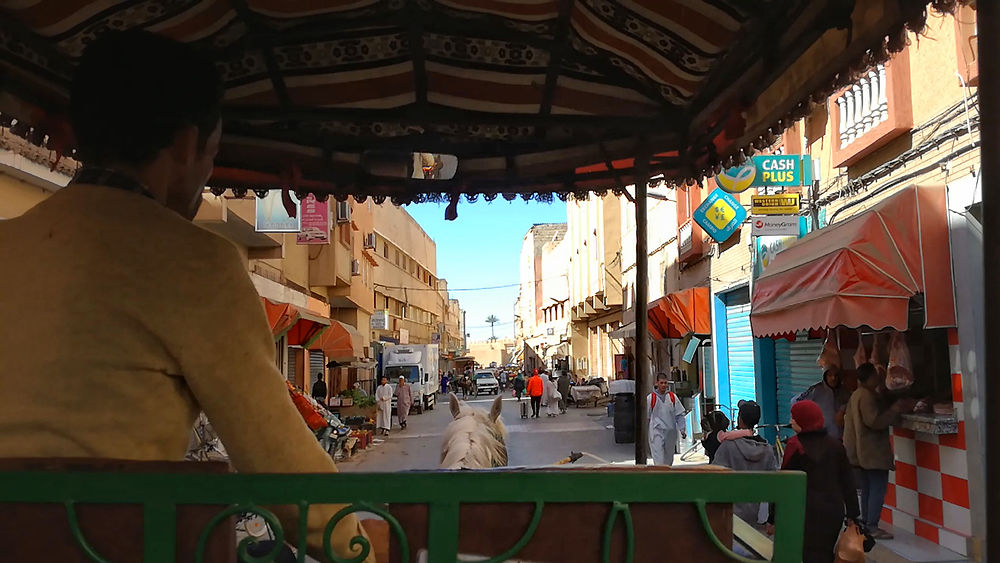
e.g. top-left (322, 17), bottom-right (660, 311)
top-left (0, 0), bottom-right (950, 203)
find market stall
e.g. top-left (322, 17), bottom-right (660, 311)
top-left (751, 185), bottom-right (974, 549)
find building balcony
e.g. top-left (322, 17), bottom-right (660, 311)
top-left (830, 49), bottom-right (912, 168)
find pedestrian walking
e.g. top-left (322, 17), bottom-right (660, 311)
top-left (647, 372), bottom-right (687, 466)
top-left (556, 371), bottom-right (571, 413)
top-left (526, 369), bottom-right (544, 418)
top-left (374, 376), bottom-right (393, 436)
top-left (767, 400), bottom-right (861, 563)
top-left (512, 372), bottom-right (526, 402)
top-left (394, 376), bottom-right (413, 430)
top-left (844, 362), bottom-right (913, 540)
top-left (712, 400), bottom-right (777, 528)
top-left (311, 372), bottom-right (327, 405)
top-left (544, 374), bottom-right (561, 417)
top-left (791, 367), bottom-right (850, 440)
top-left (440, 373), bottom-right (449, 395)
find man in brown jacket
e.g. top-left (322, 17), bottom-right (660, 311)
top-left (844, 362), bottom-right (913, 540)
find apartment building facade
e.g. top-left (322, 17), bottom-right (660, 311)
top-left (515, 223), bottom-right (569, 373)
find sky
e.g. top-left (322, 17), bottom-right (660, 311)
top-left (404, 198), bottom-right (566, 342)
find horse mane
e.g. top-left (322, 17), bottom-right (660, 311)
top-left (440, 395), bottom-right (508, 470)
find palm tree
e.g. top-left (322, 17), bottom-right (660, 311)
top-left (485, 315), bottom-right (500, 341)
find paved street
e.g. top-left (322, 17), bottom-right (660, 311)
top-left (339, 392), bottom-right (640, 472)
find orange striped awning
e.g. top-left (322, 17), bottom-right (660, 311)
top-left (647, 287), bottom-right (711, 340)
top-left (262, 298), bottom-right (329, 347)
top-left (309, 320), bottom-right (365, 364)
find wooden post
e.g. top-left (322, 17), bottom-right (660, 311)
top-left (634, 151), bottom-right (651, 465)
top-left (979, 1), bottom-right (998, 559)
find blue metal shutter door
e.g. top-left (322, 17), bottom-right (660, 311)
top-left (725, 301), bottom-right (756, 411)
top-left (774, 337), bottom-right (825, 424)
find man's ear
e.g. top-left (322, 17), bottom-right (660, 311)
top-left (167, 125), bottom-right (199, 165)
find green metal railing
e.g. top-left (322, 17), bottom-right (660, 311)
top-left (0, 470), bottom-right (806, 562)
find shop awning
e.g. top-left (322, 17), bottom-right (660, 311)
top-left (609, 322), bottom-right (636, 340)
top-left (648, 287), bottom-right (712, 340)
top-left (751, 185), bottom-right (956, 338)
top-left (310, 320), bottom-right (365, 363)
top-left (262, 298), bottom-right (330, 347)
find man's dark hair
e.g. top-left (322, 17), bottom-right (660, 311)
top-left (316, 373), bottom-right (323, 380)
top-left (71, 30), bottom-right (223, 166)
top-left (857, 362), bottom-right (877, 383)
top-left (655, 372), bottom-right (670, 382)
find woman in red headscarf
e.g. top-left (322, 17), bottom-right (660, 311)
top-left (767, 400), bottom-right (861, 563)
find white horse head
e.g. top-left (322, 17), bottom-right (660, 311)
top-left (440, 393), bottom-right (507, 470)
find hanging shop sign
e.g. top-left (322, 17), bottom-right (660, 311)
top-left (371, 310), bottom-right (389, 330)
top-left (255, 190), bottom-right (301, 233)
top-left (751, 193), bottom-right (801, 215)
top-left (751, 216), bottom-right (801, 236)
top-left (715, 155), bottom-right (813, 193)
top-left (296, 194), bottom-right (330, 245)
top-left (693, 188), bottom-right (748, 243)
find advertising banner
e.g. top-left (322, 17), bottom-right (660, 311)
top-left (750, 216), bottom-right (801, 236)
top-left (255, 190), bottom-right (301, 232)
top-left (693, 188), bottom-right (748, 243)
top-left (751, 193), bottom-right (801, 215)
top-left (715, 155), bottom-right (813, 192)
top-left (296, 194), bottom-right (330, 245)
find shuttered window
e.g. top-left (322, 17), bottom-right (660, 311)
top-left (774, 336), bottom-right (825, 424)
top-left (725, 299), bottom-right (756, 410)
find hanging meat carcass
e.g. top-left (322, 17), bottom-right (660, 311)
top-left (885, 331), bottom-right (915, 391)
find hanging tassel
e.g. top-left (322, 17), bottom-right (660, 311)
top-left (444, 193), bottom-right (459, 221)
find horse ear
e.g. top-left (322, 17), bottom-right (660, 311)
top-left (449, 392), bottom-right (461, 418)
top-left (490, 394), bottom-right (503, 422)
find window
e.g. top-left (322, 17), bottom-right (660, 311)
top-left (829, 48), bottom-right (912, 168)
top-left (677, 181), bottom-right (706, 263)
top-left (383, 241), bottom-right (389, 258)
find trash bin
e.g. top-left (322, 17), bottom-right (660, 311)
top-left (613, 393), bottom-right (635, 443)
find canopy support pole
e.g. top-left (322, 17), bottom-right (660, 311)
top-left (980, 0), bottom-right (998, 559)
top-left (634, 148), bottom-right (651, 465)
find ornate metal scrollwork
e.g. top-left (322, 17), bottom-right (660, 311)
top-left (323, 503), bottom-right (409, 563)
top-left (195, 504), bottom-right (285, 563)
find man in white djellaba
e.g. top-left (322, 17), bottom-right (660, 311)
top-left (374, 376), bottom-right (394, 435)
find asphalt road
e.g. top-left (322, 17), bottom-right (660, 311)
top-left (337, 391), bottom-right (643, 472)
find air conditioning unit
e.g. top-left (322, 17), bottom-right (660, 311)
top-left (336, 201), bottom-right (351, 223)
top-left (351, 259), bottom-right (361, 276)
top-left (363, 233), bottom-right (376, 249)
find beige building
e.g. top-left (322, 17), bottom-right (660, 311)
top-left (515, 223), bottom-right (569, 373)
top-left (566, 194), bottom-right (624, 381)
top-left (370, 204), bottom-right (450, 352)
top-left (467, 339), bottom-right (516, 369)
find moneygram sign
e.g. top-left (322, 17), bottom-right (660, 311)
top-left (715, 155), bottom-right (812, 193)
top-left (751, 216), bottom-right (801, 236)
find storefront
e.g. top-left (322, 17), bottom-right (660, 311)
top-left (310, 320), bottom-right (367, 394)
top-left (751, 185), bottom-right (981, 555)
top-left (262, 298), bottom-right (330, 388)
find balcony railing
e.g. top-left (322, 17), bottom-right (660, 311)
top-left (0, 469), bottom-right (806, 563)
top-left (836, 65), bottom-right (888, 148)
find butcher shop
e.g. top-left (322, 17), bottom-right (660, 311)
top-left (750, 184), bottom-right (984, 556)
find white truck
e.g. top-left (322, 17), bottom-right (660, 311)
top-left (382, 344), bottom-right (440, 414)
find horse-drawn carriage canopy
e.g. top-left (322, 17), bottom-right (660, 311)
top-left (0, 0), bottom-right (962, 204)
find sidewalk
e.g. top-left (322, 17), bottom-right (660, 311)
top-left (866, 525), bottom-right (971, 563)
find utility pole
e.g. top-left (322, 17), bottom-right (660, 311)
top-left (462, 309), bottom-right (467, 353)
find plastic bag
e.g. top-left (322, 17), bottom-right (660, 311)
top-left (817, 331), bottom-right (842, 371)
top-left (853, 329), bottom-right (868, 368)
top-left (885, 331), bottom-right (914, 391)
top-left (834, 521), bottom-right (866, 563)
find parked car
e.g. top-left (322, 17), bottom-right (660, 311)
top-left (473, 370), bottom-right (500, 396)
